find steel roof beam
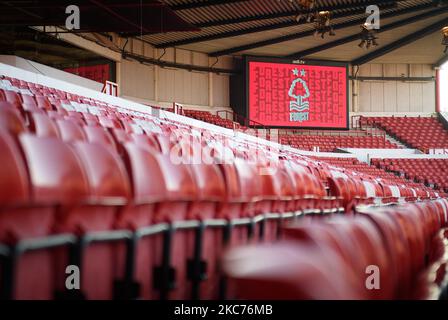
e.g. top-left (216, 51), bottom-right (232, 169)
top-left (155, 3), bottom-right (396, 48)
top-left (208, 3), bottom-right (437, 57)
top-left (352, 16), bottom-right (448, 65)
top-left (286, 5), bottom-right (448, 59)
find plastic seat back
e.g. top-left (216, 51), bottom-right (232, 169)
top-left (0, 103), bottom-right (26, 135)
top-left (28, 112), bottom-right (59, 138)
top-left (55, 119), bottom-right (86, 143)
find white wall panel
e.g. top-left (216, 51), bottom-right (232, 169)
top-left (357, 63), bottom-right (435, 114)
top-left (359, 81), bottom-right (371, 111)
top-left (422, 82), bottom-right (436, 111)
top-left (396, 81), bottom-right (411, 112)
top-left (120, 59), bottom-right (155, 101)
top-left (212, 73), bottom-right (230, 108)
top-left (384, 85), bottom-right (397, 112)
top-left (119, 40), bottom-right (230, 109)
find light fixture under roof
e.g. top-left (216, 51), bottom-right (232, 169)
top-left (358, 22), bottom-right (379, 49)
top-left (295, 0), bottom-right (317, 23)
top-left (442, 26), bottom-right (448, 53)
top-left (313, 10), bottom-right (335, 38)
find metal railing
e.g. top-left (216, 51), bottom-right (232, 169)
top-left (216, 110), bottom-right (271, 132)
top-left (0, 206), bottom-right (343, 301)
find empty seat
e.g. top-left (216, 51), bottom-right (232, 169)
top-left (0, 89), bottom-right (21, 106)
top-left (52, 142), bottom-right (131, 299)
top-left (83, 126), bottom-right (117, 151)
top-left (20, 94), bottom-right (37, 109)
top-left (0, 103), bottom-right (26, 135)
top-left (55, 119), bottom-right (86, 143)
top-left (283, 216), bottom-right (396, 299)
top-left (255, 161), bottom-right (295, 241)
top-left (224, 199), bottom-right (448, 300)
top-left (0, 132), bottom-right (57, 299)
top-left (28, 112), bottom-right (59, 138)
top-left (362, 116), bottom-right (448, 153)
top-left (3, 134), bottom-right (91, 299)
top-left (361, 211), bottom-right (413, 297)
top-left (1, 74), bottom-right (447, 301)
top-left (35, 96), bottom-right (53, 110)
top-left (98, 116), bottom-right (123, 129)
top-left (222, 241), bottom-right (364, 299)
top-left (19, 134), bottom-right (91, 298)
top-left (131, 133), bottom-right (161, 153)
top-left (116, 144), bottom-right (198, 300)
top-left (185, 163), bottom-right (227, 299)
top-left (283, 160), bottom-right (327, 211)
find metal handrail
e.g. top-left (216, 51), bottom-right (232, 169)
top-left (216, 109), bottom-right (271, 134)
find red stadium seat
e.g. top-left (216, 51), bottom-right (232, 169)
top-left (116, 144), bottom-right (198, 300)
top-left (0, 103), bottom-right (26, 135)
top-left (20, 94), bottom-right (37, 108)
top-left (361, 211), bottom-right (413, 298)
top-left (362, 116), bottom-right (448, 152)
top-left (18, 134), bottom-right (90, 298)
top-left (1, 75), bottom-right (448, 301)
top-left (0, 90), bottom-right (21, 106)
top-left (55, 119), bottom-right (86, 143)
top-left (185, 163), bottom-right (226, 299)
top-left (28, 112), bottom-right (59, 138)
top-left (0, 130), bottom-right (56, 300)
top-left (222, 241), bottom-right (364, 300)
top-left (55, 141), bottom-right (132, 299)
top-left (83, 126), bottom-right (117, 151)
top-left (35, 96), bottom-right (53, 110)
top-left (283, 216), bottom-right (396, 299)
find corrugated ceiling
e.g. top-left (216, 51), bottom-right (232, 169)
top-left (136, 0), bottom-right (448, 63)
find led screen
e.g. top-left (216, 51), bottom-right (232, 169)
top-left (248, 60), bottom-right (348, 129)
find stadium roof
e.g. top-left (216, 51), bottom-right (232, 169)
top-left (0, 0), bottom-right (198, 36)
top-left (1, 0), bottom-right (447, 64)
top-left (149, 0), bottom-right (448, 64)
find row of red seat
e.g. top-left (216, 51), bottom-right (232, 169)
top-left (360, 116), bottom-right (448, 153)
top-left (223, 200), bottom-right (448, 299)
top-left (1, 127), bottom-right (340, 300)
top-left (0, 74), bottom-right (445, 301)
top-left (280, 134), bottom-right (398, 152)
top-left (0, 76), bottom-right (329, 300)
top-left (372, 158), bottom-right (448, 193)
top-left (183, 110), bottom-right (239, 130)
top-left (312, 157), bottom-right (439, 195)
top-left (312, 157), bottom-right (442, 204)
top-left (1, 75), bottom-right (434, 206)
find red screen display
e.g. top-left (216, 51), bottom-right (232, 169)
top-left (248, 61), bottom-right (348, 128)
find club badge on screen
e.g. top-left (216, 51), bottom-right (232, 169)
top-left (248, 61), bottom-right (348, 129)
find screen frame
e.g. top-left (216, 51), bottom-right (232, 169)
top-left (244, 55), bottom-right (350, 130)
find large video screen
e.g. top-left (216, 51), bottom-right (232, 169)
top-left (247, 59), bottom-right (348, 129)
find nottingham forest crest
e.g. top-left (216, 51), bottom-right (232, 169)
top-left (289, 68), bottom-right (310, 123)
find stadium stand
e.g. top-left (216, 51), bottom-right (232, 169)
top-left (311, 156), bottom-right (438, 194)
top-left (181, 111), bottom-right (401, 152)
top-left (1, 0), bottom-right (448, 303)
top-left (372, 158), bottom-right (448, 193)
top-left (360, 116), bottom-right (448, 153)
top-left (0, 72), bottom-right (447, 300)
top-left (223, 200), bottom-right (448, 300)
top-left (183, 110), bottom-right (239, 130)
top-left (280, 133), bottom-right (398, 152)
